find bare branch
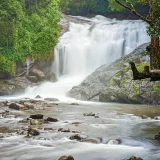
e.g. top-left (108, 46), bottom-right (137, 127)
top-left (115, 0), bottom-right (152, 24)
top-left (147, 0), bottom-right (153, 20)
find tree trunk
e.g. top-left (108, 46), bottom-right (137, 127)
top-left (150, 36), bottom-right (160, 70)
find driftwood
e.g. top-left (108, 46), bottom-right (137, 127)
top-left (129, 62), bottom-right (160, 81)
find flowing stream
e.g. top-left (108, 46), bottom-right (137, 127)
top-left (1, 16), bottom-right (160, 160)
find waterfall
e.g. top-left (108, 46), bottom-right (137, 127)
top-left (53, 15), bottom-right (150, 78)
top-left (24, 16), bottom-right (150, 99)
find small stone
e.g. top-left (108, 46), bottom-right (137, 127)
top-left (35, 95), bottom-right (42, 98)
top-left (58, 128), bottom-right (70, 132)
top-left (30, 114), bottom-right (43, 119)
top-left (72, 131), bottom-right (80, 133)
top-left (69, 134), bottom-right (83, 141)
top-left (72, 122), bottom-right (81, 125)
top-left (70, 103), bottom-right (79, 105)
top-left (0, 102), bottom-right (4, 107)
top-left (44, 98), bottom-right (59, 101)
top-left (141, 115), bottom-right (148, 119)
top-left (58, 155), bottom-right (74, 160)
top-left (27, 127), bottom-right (40, 136)
top-left (83, 112), bottom-right (95, 116)
top-left (154, 116), bottom-right (160, 120)
top-left (46, 117), bottom-right (58, 122)
top-left (107, 139), bottom-right (121, 145)
top-left (19, 118), bottom-right (28, 123)
top-left (24, 102), bottom-right (34, 109)
top-left (126, 156), bottom-right (143, 160)
top-left (29, 119), bottom-right (42, 125)
top-left (44, 128), bottom-right (54, 130)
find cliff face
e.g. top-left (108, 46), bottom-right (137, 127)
top-left (68, 43), bottom-right (160, 105)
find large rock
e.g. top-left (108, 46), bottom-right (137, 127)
top-left (0, 77), bottom-right (30, 96)
top-left (46, 72), bottom-right (58, 82)
top-left (69, 43), bottom-right (150, 102)
top-left (29, 68), bottom-right (45, 81)
top-left (69, 43), bottom-right (160, 105)
top-left (58, 156), bottom-right (74, 160)
top-left (9, 103), bottom-right (27, 110)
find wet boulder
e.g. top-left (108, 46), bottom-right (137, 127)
top-left (35, 95), bottom-right (42, 98)
top-left (69, 134), bottom-right (84, 141)
top-left (29, 68), bottom-right (45, 81)
top-left (125, 156), bottom-right (143, 160)
top-left (27, 127), bottom-right (40, 136)
top-left (9, 103), bottom-right (27, 110)
top-left (46, 72), bottom-right (58, 82)
top-left (58, 156), bottom-right (74, 160)
top-left (30, 114), bottom-right (43, 119)
top-left (46, 117), bottom-right (58, 122)
top-left (154, 132), bottom-right (160, 141)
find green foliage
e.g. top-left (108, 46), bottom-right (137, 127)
top-left (0, 0), bottom-right (61, 76)
top-left (136, 63), bottom-right (150, 72)
top-left (147, 0), bottom-right (160, 37)
top-left (153, 85), bottom-right (160, 93)
top-left (0, 55), bottom-right (16, 76)
top-left (60, 0), bottom-right (110, 15)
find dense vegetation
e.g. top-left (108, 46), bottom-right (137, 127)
top-left (60, 0), bottom-right (148, 18)
top-left (0, 0), bottom-right (61, 76)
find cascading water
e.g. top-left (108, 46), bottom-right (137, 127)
top-left (54, 16), bottom-right (149, 78)
top-left (24, 16), bottom-right (150, 100)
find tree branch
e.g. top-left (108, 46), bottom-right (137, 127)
top-left (115, 0), bottom-right (152, 24)
top-left (147, 0), bottom-right (153, 20)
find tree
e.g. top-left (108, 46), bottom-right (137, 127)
top-left (108, 0), bottom-right (160, 71)
top-left (0, 0), bottom-right (61, 76)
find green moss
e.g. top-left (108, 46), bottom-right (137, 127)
top-left (133, 85), bottom-right (140, 96)
top-left (136, 63), bottom-right (150, 72)
top-left (153, 85), bottom-right (160, 93)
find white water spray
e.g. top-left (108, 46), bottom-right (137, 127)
top-left (23, 16), bottom-right (150, 100)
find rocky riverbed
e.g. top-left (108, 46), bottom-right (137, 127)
top-left (0, 98), bottom-right (160, 160)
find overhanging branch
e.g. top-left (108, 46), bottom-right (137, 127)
top-left (115, 0), bottom-right (152, 24)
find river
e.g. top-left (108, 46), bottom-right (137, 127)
top-left (1, 16), bottom-right (159, 160)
